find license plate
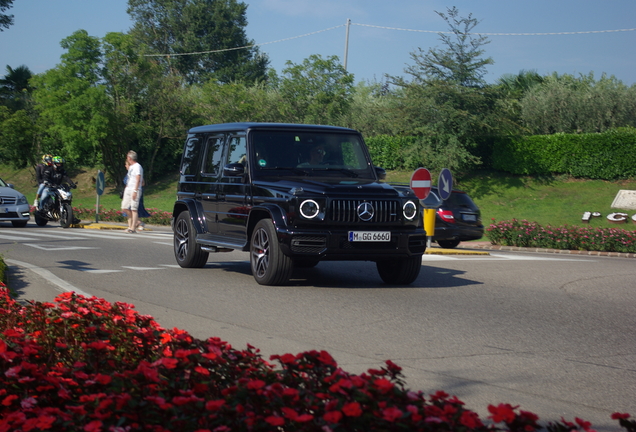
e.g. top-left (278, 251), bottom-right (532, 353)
top-left (462, 214), bottom-right (477, 222)
top-left (348, 231), bottom-right (391, 242)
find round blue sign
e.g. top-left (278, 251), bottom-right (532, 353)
top-left (438, 168), bottom-right (453, 200)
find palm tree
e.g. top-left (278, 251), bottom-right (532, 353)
top-left (0, 64), bottom-right (33, 111)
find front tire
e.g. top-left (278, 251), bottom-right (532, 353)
top-left (250, 219), bottom-right (293, 286)
top-left (376, 256), bottom-right (422, 285)
top-left (11, 220), bottom-right (28, 228)
top-left (60, 203), bottom-right (73, 228)
top-left (34, 212), bottom-right (48, 227)
top-left (174, 211), bottom-right (209, 268)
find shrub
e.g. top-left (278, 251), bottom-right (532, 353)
top-left (2, 286), bottom-right (633, 431)
top-left (487, 219), bottom-right (636, 253)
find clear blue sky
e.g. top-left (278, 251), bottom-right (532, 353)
top-left (2, 0), bottom-right (635, 85)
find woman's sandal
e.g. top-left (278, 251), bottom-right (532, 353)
top-left (126, 229), bottom-right (136, 233)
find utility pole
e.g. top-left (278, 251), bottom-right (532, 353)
top-left (343, 18), bottom-right (351, 71)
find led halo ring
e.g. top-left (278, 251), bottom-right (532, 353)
top-left (300, 199), bottom-right (320, 219)
top-left (403, 200), bottom-right (417, 220)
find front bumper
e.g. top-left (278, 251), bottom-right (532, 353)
top-left (434, 224), bottom-right (484, 242)
top-left (278, 227), bottom-right (427, 261)
top-left (0, 204), bottom-right (31, 222)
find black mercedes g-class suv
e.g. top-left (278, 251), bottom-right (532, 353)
top-left (172, 123), bottom-right (427, 285)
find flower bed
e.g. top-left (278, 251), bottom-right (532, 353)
top-left (487, 219), bottom-right (636, 253)
top-left (1, 283), bottom-right (633, 432)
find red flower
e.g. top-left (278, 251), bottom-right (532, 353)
top-left (195, 366), bottom-right (210, 376)
top-left (575, 417), bottom-right (596, 432)
top-left (612, 412), bottom-right (631, 420)
top-left (373, 378), bottom-right (394, 393)
top-left (264, 415), bottom-right (285, 426)
top-left (382, 406), bottom-right (403, 422)
top-left (324, 410), bottom-right (343, 424)
top-left (460, 410), bottom-right (483, 428)
top-left (205, 399), bottom-right (225, 411)
top-left (84, 420), bottom-right (103, 432)
top-left (246, 379), bottom-right (266, 390)
top-left (342, 401), bottom-right (363, 417)
top-left (488, 403), bottom-right (518, 424)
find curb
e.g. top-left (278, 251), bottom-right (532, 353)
top-left (72, 222), bottom-right (153, 232)
top-left (457, 242), bottom-right (636, 259)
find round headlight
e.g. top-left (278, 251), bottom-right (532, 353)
top-left (300, 199), bottom-right (320, 219)
top-left (403, 200), bottom-right (417, 220)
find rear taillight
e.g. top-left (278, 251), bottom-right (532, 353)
top-left (437, 209), bottom-right (455, 223)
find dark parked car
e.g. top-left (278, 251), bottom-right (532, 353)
top-left (172, 123), bottom-right (427, 286)
top-left (426, 186), bottom-right (484, 248)
top-left (0, 177), bottom-right (30, 227)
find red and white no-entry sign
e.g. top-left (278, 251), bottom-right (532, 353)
top-left (410, 168), bottom-right (431, 200)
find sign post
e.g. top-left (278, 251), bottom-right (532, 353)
top-left (95, 170), bottom-right (105, 223)
top-left (410, 168), bottom-right (436, 247)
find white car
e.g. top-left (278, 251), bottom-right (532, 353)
top-left (0, 177), bottom-right (31, 227)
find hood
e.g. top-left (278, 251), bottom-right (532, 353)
top-left (253, 178), bottom-right (411, 199)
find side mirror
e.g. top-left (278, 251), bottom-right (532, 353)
top-left (7, 183), bottom-right (15, 189)
top-left (223, 163), bottom-right (245, 177)
top-left (374, 166), bottom-right (387, 181)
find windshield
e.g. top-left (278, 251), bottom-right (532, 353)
top-left (250, 130), bottom-right (375, 180)
top-left (0, 178), bottom-right (7, 187)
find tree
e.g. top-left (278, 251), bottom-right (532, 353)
top-left (520, 73), bottom-right (636, 134)
top-left (0, 0), bottom-right (14, 31)
top-left (0, 65), bottom-right (33, 111)
top-left (388, 7), bottom-right (495, 174)
top-left (127, 0), bottom-right (269, 85)
top-left (31, 30), bottom-right (110, 168)
top-left (402, 6), bottom-right (493, 87)
top-left (278, 54), bottom-right (354, 125)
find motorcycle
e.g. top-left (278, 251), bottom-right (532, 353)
top-left (34, 182), bottom-right (77, 228)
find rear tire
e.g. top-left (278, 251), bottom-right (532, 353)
top-left (376, 256), bottom-right (422, 285)
top-left (11, 220), bottom-right (27, 228)
top-left (174, 211), bottom-right (209, 268)
top-left (251, 219), bottom-right (293, 285)
top-left (437, 239), bottom-right (460, 249)
top-left (34, 212), bottom-right (48, 227)
top-left (60, 204), bottom-right (73, 228)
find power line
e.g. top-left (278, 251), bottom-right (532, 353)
top-left (143, 22), bottom-right (635, 58)
top-left (355, 22), bottom-right (636, 36)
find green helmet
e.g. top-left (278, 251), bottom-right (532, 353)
top-left (52, 156), bottom-right (64, 166)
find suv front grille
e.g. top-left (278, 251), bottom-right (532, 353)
top-left (329, 199), bottom-right (399, 223)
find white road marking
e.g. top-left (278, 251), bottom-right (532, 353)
top-left (24, 244), bottom-right (98, 251)
top-left (5, 259), bottom-right (91, 297)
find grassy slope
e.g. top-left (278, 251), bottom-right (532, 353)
top-left (2, 165), bottom-right (636, 232)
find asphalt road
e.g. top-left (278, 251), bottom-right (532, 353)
top-left (2, 221), bottom-right (635, 431)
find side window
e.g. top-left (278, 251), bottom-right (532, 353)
top-left (202, 135), bottom-right (224, 176)
top-left (180, 137), bottom-right (202, 177)
top-left (341, 141), bottom-right (366, 169)
top-left (227, 136), bottom-right (247, 166)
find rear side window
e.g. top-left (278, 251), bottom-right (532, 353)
top-left (447, 192), bottom-right (477, 208)
top-left (202, 135), bottom-right (224, 176)
top-left (180, 137), bottom-right (202, 177)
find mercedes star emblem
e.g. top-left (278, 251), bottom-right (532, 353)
top-left (357, 202), bottom-right (374, 222)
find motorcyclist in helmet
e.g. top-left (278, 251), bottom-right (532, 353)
top-left (34, 154), bottom-right (53, 208)
top-left (40, 156), bottom-right (75, 211)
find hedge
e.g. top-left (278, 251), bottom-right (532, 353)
top-left (491, 128), bottom-right (636, 179)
